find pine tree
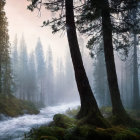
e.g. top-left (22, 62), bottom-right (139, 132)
top-left (46, 46), bottom-right (54, 105)
top-left (131, 5), bottom-right (140, 110)
top-left (76, 0), bottom-right (139, 124)
top-left (54, 58), bottom-right (65, 104)
top-left (28, 51), bottom-right (38, 102)
top-left (35, 38), bottom-right (46, 105)
top-left (93, 51), bottom-right (110, 107)
top-left (0, 0), bottom-right (12, 95)
top-left (30, 0), bottom-right (109, 127)
top-left (11, 35), bottom-right (19, 96)
top-left (18, 35), bottom-right (29, 100)
top-left (64, 47), bottom-right (78, 102)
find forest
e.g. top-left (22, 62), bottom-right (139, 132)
top-left (0, 0), bottom-right (140, 140)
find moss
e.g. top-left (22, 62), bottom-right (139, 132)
top-left (24, 113), bottom-right (140, 140)
top-left (113, 129), bottom-right (139, 140)
top-left (65, 106), bottom-right (80, 117)
top-left (72, 125), bottom-right (140, 140)
top-left (129, 128), bottom-right (140, 135)
top-left (126, 109), bottom-right (140, 120)
top-left (96, 126), bottom-right (140, 140)
top-left (73, 125), bottom-right (95, 137)
top-left (100, 106), bottom-right (140, 127)
top-left (100, 106), bottom-right (140, 123)
top-left (100, 106), bottom-right (112, 118)
top-left (64, 125), bottom-right (111, 140)
top-left (53, 114), bottom-right (76, 129)
top-left (25, 126), bottom-right (66, 140)
top-left (0, 94), bottom-right (39, 117)
top-left (64, 125), bottom-right (91, 140)
top-left (40, 136), bottom-right (58, 140)
top-left (108, 114), bottom-right (140, 128)
top-left (77, 113), bottom-right (111, 128)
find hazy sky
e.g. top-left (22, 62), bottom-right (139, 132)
top-left (5, 0), bottom-right (93, 78)
top-left (5, 0), bottom-right (67, 57)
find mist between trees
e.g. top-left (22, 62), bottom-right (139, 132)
top-left (10, 32), bottom-right (140, 110)
top-left (1, 0), bottom-right (139, 117)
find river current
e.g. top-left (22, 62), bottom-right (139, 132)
top-left (0, 102), bottom-right (79, 140)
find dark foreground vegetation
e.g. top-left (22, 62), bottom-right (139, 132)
top-left (24, 107), bottom-right (140, 140)
top-left (0, 94), bottom-right (39, 117)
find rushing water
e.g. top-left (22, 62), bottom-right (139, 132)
top-left (0, 102), bottom-right (80, 140)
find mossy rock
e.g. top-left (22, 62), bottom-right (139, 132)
top-left (64, 126), bottom-right (88, 140)
top-left (64, 125), bottom-right (111, 140)
top-left (25, 113), bottom-right (140, 140)
top-left (53, 114), bottom-right (76, 129)
top-left (26, 126), bottom-right (66, 140)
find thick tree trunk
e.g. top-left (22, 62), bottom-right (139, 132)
top-left (65, 0), bottom-right (108, 127)
top-left (132, 34), bottom-right (140, 109)
top-left (0, 59), bottom-right (2, 93)
top-left (101, 0), bottom-right (128, 118)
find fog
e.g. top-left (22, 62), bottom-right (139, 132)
top-left (6, 0), bottom-right (140, 108)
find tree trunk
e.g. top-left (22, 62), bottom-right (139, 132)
top-left (65, 0), bottom-right (108, 127)
top-left (0, 58), bottom-right (2, 93)
top-left (132, 33), bottom-right (140, 109)
top-left (101, 0), bottom-right (128, 119)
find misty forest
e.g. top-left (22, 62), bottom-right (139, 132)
top-left (0, 0), bottom-right (140, 140)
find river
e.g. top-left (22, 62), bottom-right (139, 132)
top-left (0, 102), bottom-right (79, 140)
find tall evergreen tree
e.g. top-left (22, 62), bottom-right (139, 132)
top-left (35, 38), bottom-right (46, 105)
top-left (0, 0), bottom-right (12, 95)
top-left (30, 0), bottom-right (109, 127)
top-left (76, 0), bottom-right (140, 125)
top-left (18, 35), bottom-right (29, 100)
top-left (131, 3), bottom-right (140, 110)
top-left (101, 0), bottom-right (128, 121)
top-left (46, 46), bottom-right (54, 105)
top-left (55, 58), bottom-right (65, 103)
top-left (93, 50), bottom-right (110, 107)
top-left (65, 0), bottom-right (108, 126)
top-left (64, 47), bottom-right (78, 102)
top-left (11, 35), bottom-right (19, 96)
top-left (28, 52), bottom-right (38, 102)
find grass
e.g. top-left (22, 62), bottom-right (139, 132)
top-left (0, 94), bottom-right (39, 117)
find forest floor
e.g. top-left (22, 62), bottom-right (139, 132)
top-left (0, 94), bottom-right (39, 118)
top-left (24, 107), bottom-right (140, 140)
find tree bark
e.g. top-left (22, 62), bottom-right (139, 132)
top-left (0, 58), bottom-right (2, 93)
top-left (65, 0), bottom-right (108, 127)
top-left (132, 33), bottom-right (140, 109)
top-left (101, 0), bottom-right (128, 117)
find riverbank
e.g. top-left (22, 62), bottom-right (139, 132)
top-left (24, 113), bottom-right (140, 140)
top-left (0, 94), bottom-right (39, 117)
top-left (24, 106), bottom-right (140, 140)
top-left (0, 102), bottom-right (79, 140)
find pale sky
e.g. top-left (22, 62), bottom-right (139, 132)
top-left (5, 0), bottom-right (93, 77)
top-left (5, 0), bottom-right (68, 58)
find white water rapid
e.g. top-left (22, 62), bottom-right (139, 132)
top-left (0, 102), bottom-right (79, 140)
